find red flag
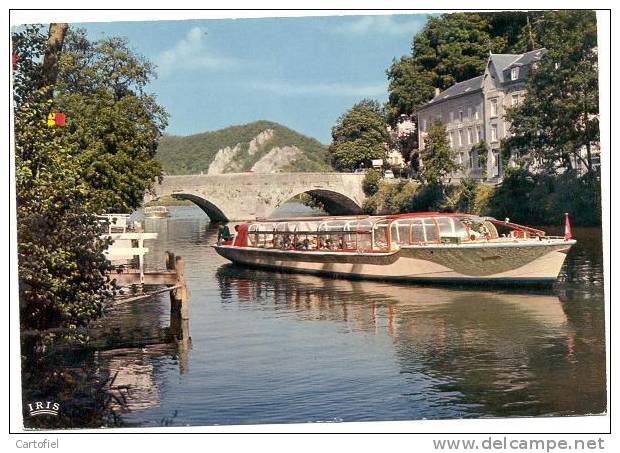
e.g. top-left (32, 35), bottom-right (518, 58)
top-left (564, 213), bottom-right (573, 240)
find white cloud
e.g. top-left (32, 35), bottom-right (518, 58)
top-left (251, 80), bottom-right (387, 97)
top-left (333, 15), bottom-right (425, 36)
top-left (156, 26), bottom-right (236, 77)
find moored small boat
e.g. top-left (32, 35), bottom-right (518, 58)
top-left (144, 205), bottom-right (170, 219)
top-left (213, 213), bottom-right (576, 285)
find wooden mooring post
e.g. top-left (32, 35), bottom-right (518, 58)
top-left (166, 251), bottom-right (189, 320)
top-left (109, 250), bottom-right (190, 321)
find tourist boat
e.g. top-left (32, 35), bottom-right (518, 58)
top-left (213, 213), bottom-right (576, 285)
top-left (144, 205), bottom-right (170, 219)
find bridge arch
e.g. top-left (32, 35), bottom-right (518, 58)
top-left (171, 192), bottom-right (230, 222)
top-left (284, 189), bottom-right (363, 216)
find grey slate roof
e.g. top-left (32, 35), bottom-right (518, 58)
top-left (423, 48), bottom-right (547, 108)
top-left (489, 53), bottom-right (521, 83)
top-left (505, 48), bottom-right (547, 69)
top-left (428, 75), bottom-right (483, 104)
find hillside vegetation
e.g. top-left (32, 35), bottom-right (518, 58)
top-left (157, 120), bottom-right (332, 175)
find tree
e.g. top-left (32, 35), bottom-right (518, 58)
top-left (13, 25), bottom-right (167, 341)
top-left (503, 11), bottom-right (599, 175)
top-left (419, 121), bottom-right (460, 184)
top-left (362, 169), bottom-right (381, 196)
top-left (386, 56), bottom-right (434, 123)
top-left (387, 13), bottom-right (507, 122)
top-left (55, 29), bottom-right (168, 212)
top-left (15, 94), bottom-right (113, 338)
top-left (328, 99), bottom-right (389, 171)
top-left (470, 140), bottom-right (489, 178)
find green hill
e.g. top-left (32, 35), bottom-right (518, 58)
top-left (156, 120), bottom-right (332, 175)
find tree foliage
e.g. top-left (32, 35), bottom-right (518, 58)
top-left (55, 30), bottom-right (169, 212)
top-left (15, 89), bottom-right (112, 338)
top-left (328, 99), bottom-right (390, 171)
top-left (13, 25), bottom-right (167, 340)
top-left (502, 10), bottom-right (599, 175)
top-left (362, 169), bottom-right (381, 196)
top-left (386, 13), bottom-right (507, 122)
top-left (419, 121), bottom-right (460, 184)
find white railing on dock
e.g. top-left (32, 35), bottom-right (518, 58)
top-left (98, 213), bottom-right (132, 234)
top-left (102, 231), bottom-right (158, 283)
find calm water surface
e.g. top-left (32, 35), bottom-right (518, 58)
top-left (89, 204), bottom-right (606, 426)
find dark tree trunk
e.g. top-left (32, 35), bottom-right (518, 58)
top-left (586, 141), bottom-right (593, 174)
top-left (39, 23), bottom-right (69, 90)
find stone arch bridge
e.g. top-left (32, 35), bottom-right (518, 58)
top-left (146, 173), bottom-right (367, 221)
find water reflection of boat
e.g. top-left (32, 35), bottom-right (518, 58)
top-left (214, 266), bottom-right (605, 417)
top-left (215, 265), bottom-right (567, 329)
top-left (214, 213), bottom-right (575, 285)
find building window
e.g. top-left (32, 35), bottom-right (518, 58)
top-left (477, 126), bottom-right (482, 143)
top-left (493, 150), bottom-right (501, 176)
top-left (422, 119), bottom-right (427, 131)
top-left (467, 107), bottom-right (472, 119)
top-left (469, 150), bottom-right (475, 169)
top-left (490, 99), bottom-right (498, 117)
top-left (511, 94), bottom-right (519, 106)
top-left (458, 129), bottom-right (464, 146)
top-left (474, 108), bottom-right (479, 120)
top-left (511, 67), bottom-right (519, 80)
top-left (491, 124), bottom-right (498, 142)
top-left (468, 128), bottom-right (474, 145)
top-left (459, 110), bottom-right (463, 122)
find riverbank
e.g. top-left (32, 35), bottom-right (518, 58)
top-left (144, 194), bottom-right (193, 207)
top-left (362, 169), bottom-right (601, 227)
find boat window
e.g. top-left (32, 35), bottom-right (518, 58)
top-left (423, 218), bottom-right (439, 242)
top-left (391, 223), bottom-right (399, 244)
top-left (452, 219), bottom-right (469, 239)
top-left (436, 217), bottom-right (454, 236)
top-left (322, 220), bottom-right (347, 231)
top-left (411, 220), bottom-right (425, 243)
top-left (275, 223), bottom-right (289, 232)
top-left (373, 220), bottom-right (390, 251)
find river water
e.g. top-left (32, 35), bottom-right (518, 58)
top-left (87, 204), bottom-right (606, 426)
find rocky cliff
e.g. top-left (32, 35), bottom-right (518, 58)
top-left (156, 121), bottom-right (331, 175)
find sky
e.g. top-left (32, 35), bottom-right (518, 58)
top-left (76, 14), bottom-right (430, 144)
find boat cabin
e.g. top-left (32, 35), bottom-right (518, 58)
top-left (226, 214), bottom-right (545, 253)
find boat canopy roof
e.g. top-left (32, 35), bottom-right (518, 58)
top-left (247, 213), bottom-right (545, 236)
top-left (255, 214), bottom-right (470, 230)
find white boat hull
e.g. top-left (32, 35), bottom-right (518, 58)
top-left (214, 240), bottom-right (575, 285)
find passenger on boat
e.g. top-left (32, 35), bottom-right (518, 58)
top-left (217, 224), bottom-right (233, 244)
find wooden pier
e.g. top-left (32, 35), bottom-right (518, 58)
top-left (107, 250), bottom-right (190, 320)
